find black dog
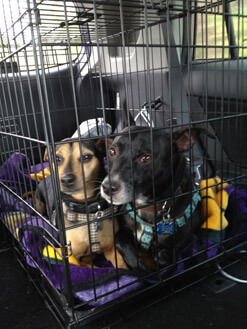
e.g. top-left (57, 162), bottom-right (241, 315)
top-left (100, 124), bottom-right (214, 270)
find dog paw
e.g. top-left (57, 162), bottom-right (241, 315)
top-left (153, 248), bottom-right (173, 268)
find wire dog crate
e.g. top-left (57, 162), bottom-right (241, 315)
top-left (0, 0), bottom-right (247, 328)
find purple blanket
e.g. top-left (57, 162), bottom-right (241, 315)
top-left (0, 152), bottom-right (49, 196)
top-left (18, 215), bottom-right (222, 306)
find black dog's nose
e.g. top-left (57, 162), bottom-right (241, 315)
top-left (61, 173), bottom-right (76, 187)
top-left (102, 180), bottom-right (120, 196)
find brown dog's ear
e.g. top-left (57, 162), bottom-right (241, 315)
top-left (43, 144), bottom-right (56, 162)
top-left (173, 127), bottom-right (215, 152)
top-left (43, 147), bottom-right (49, 162)
top-left (95, 138), bottom-right (113, 155)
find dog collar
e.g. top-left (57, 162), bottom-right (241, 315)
top-left (61, 192), bottom-right (108, 214)
top-left (156, 190), bottom-right (201, 235)
top-left (62, 201), bottom-right (119, 223)
top-left (133, 180), bottom-right (186, 220)
top-left (126, 203), bottom-right (154, 250)
top-left (52, 202), bottom-right (119, 254)
top-left (126, 187), bottom-right (201, 250)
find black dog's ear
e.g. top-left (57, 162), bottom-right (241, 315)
top-left (121, 99), bottom-right (136, 129)
top-left (173, 127), bottom-right (215, 152)
top-left (95, 138), bottom-right (113, 155)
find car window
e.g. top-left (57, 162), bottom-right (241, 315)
top-left (230, 0), bottom-right (247, 58)
top-left (195, 2), bottom-right (229, 60)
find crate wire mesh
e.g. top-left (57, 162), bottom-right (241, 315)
top-left (0, 0), bottom-right (247, 327)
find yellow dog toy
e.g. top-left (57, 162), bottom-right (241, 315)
top-left (199, 178), bottom-right (229, 235)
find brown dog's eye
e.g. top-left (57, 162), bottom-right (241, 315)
top-left (56, 155), bottom-right (63, 164)
top-left (140, 155), bottom-right (152, 163)
top-left (109, 147), bottom-right (117, 157)
top-left (82, 154), bottom-right (93, 163)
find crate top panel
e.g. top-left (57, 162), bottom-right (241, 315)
top-left (0, 0), bottom-right (228, 71)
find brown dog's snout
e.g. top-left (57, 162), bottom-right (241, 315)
top-left (61, 173), bottom-right (76, 187)
top-left (102, 180), bottom-right (121, 196)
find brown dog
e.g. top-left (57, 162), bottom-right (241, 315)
top-left (36, 138), bottom-right (127, 269)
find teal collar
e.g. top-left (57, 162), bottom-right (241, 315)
top-left (126, 188), bottom-right (201, 250)
top-left (156, 190), bottom-right (201, 235)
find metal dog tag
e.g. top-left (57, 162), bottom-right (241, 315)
top-left (162, 212), bottom-right (171, 222)
top-left (161, 201), bottom-right (171, 222)
top-left (95, 204), bottom-right (104, 219)
top-left (95, 210), bottom-right (104, 219)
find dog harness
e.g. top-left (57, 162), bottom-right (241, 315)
top-left (52, 199), bottom-right (118, 254)
top-left (126, 188), bottom-right (201, 250)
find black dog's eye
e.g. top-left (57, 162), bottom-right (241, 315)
top-left (140, 155), bottom-right (152, 163)
top-left (82, 154), bottom-right (93, 163)
top-left (109, 147), bottom-right (117, 157)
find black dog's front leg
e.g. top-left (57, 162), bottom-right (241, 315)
top-left (116, 228), bottom-right (150, 273)
top-left (154, 229), bottom-right (202, 268)
top-left (153, 231), bottom-right (190, 267)
top-left (152, 234), bottom-right (174, 267)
